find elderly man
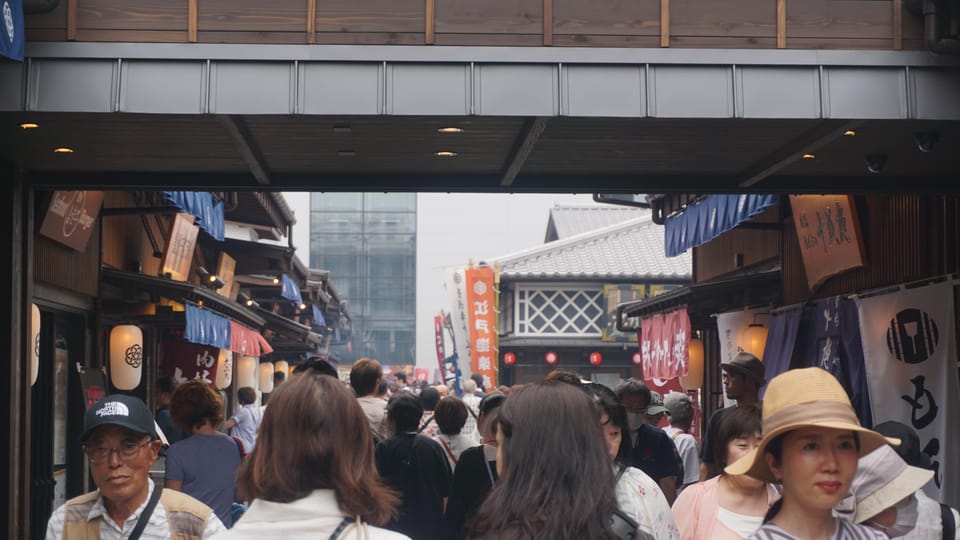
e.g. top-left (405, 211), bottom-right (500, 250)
top-left (46, 394), bottom-right (224, 540)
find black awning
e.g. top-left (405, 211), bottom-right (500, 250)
top-left (616, 266), bottom-right (781, 328)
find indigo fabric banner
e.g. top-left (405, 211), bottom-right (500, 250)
top-left (0, 0), bottom-right (24, 61)
top-left (161, 191), bottom-right (225, 241)
top-left (280, 273), bottom-right (303, 304)
top-left (664, 194), bottom-right (778, 257)
top-left (184, 303), bottom-right (231, 349)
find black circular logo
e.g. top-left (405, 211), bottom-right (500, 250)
top-left (886, 308), bottom-right (939, 364)
top-left (125, 344), bottom-right (143, 368)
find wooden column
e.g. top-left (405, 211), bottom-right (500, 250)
top-left (544, 0), bottom-right (553, 46)
top-left (66, 0), bottom-right (77, 41)
top-left (660, 0), bottom-right (670, 47)
top-left (188, 0), bottom-right (198, 43)
top-left (893, 0), bottom-right (903, 50)
top-left (306, 0), bottom-right (317, 44)
top-left (776, 0), bottom-right (786, 48)
top-left (425, 0), bottom-right (435, 44)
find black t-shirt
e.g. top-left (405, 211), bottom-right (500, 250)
top-left (628, 424), bottom-right (683, 482)
top-left (376, 433), bottom-right (452, 540)
top-left (444, 444), bottom-right (498, 539)
top-left (700, 407), bottom-right (729, 467)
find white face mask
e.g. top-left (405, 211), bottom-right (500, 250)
top-left (885, 494), bottom-right (919, 538)
top-left (626, 412), bottom-right (645, 432)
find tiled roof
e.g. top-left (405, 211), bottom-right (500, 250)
top-left (545, 205), bottom-right (649, 241)
top-left (497, 216), bottom-right (691, 280)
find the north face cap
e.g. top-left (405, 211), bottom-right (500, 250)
top-left (81, 394), bottom-right (159, 442)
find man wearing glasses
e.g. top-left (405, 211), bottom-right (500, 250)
top-left (45, 394), bottom-right (225, 539)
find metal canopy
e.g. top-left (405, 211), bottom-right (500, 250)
top-left (2, 44), bottom-right (960, 193)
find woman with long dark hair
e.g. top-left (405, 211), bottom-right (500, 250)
top-left (468, 382), bottom-right (623, 540)
top-left (219, 372), bottom-right (407, 539)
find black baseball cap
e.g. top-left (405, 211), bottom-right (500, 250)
top-left (81, 394), bottom-right (159, 443)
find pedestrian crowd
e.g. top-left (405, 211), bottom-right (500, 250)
top-left (45, 352), bottom-right (957, 540)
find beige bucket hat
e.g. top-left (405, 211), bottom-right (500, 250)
top-left (725, 367), bottom-right (900, 482)
top-left (850, 444), bottom-right (933, 523)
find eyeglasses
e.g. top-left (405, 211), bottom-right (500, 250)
top-left (82, 440), bottom-right (151, 463)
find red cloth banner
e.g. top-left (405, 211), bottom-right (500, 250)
top-left (162, 337), bottom-right (220, 387)
top-left (639, 307), bottom-right (691, 380)
top-left (465, 267), bottom-right (498, 389)
top-left (229, 321), bottom-right (273, 356)
top-left (434, 315), bottom-right (446, 365)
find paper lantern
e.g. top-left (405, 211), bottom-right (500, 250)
top-left (215, 349), bottom-right (233, 389)
top-left (632, 352), bottom-right (642, 365)
top-left (288, 363), bottom-right (296, 378)
top-left (110, 325), bottom-right (143, 390)
top-left (680, 338), bottom-right (704, 390)
top-left (589, 352), bottom-right (602, 366)
top-left (740, 324), bottom-right (768, 359)
top-left (545, 351), bottom-right (558, 365)
top-left (503, 352), bottom-right (516, 366)
top-left (259, 362), bottom-right (275, 393)
top-left (237, 356), bottom-right (257, 389)
top-left (30, 304), bottom-right (40, 386)
top-left (275, 360), bottom-right (289, 377)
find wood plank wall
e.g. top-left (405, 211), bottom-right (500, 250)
top-left (33, 194), bottom-right (100, 298)
top-left (24, 0), bottom-right (924, 50)
top-left (694, 204), bottom-right (781, 284)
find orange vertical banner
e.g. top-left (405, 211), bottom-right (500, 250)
top-left (465, 266), bottom-right (498, 389)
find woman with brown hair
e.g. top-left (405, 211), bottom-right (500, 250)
top-left (219, 372), bottom-right (408, 539)
top-left (166, 379), bottom-right (242, 528)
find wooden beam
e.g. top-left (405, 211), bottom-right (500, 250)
top-left (425, 0), bottom-right (435, 44)
top-left (660, 0), bottom-right (670, 48)
top-left (500, 117), bottom-right (548, 187)
top-left (543, 0), bottom-right (553, 46)
top-left (306, 0), bottom-right (317, 44)
top-left (777, 0), bottom-right (786, 49)
top-left (66, 0), bottom-right (77, 41)
top-left (893, 0), bottom-right (903, 50)
top-left (218, 115), bottom-right (272, 186)
top-left (188, 0), bottom-right (198, 43)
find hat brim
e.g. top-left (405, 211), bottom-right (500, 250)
top-left (724, 421), bottom-right (901, 483)
top-left (646, 406), bottom-right (668, 415)
top-left (80, 420), bottom-right (157, 443)
top-left (855, 465), bottom-right (934, 523)
top-left (720, 363), bottom-right (766, 386)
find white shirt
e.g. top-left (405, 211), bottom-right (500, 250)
top-left (45, 479), bottom-right (225, 540)
top-left (432, 433), bottom-right (476, 470)
top-left (229, 404), bottom-right (262, 452)
top-left (213, 489), bottom-right (410, 540)
top-left (357, 396), bottom-right (388, 440)
top-left (894, 489), bottom-right (960, 540)
top-left (663, 426), bottom-right (700, 488)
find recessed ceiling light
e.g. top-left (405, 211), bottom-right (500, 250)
top-left (843, 130), bottom-right (856, 137)
top-left (437, 127), bottom-right (463, 133)
top-left (435, 151), bottom-right (458, 157)
top-left (19, 122), bottom-right (39, 129)
top-left (53, 147), bottom-right (74, 153)
top-left (337, 150), bottom-right (356, 157)
top-left (801, 153), bottom-right (816, 159)
top-left (332, 125), bottom-right (352, 133)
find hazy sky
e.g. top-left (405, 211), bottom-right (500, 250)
top-left (285, 192), bottom-right (604, 368)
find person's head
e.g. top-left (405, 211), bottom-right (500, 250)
top-left (435, 384), bottom-right (449, 398)
top-left (386, 392), bottom-right (424, 434)
top-left (476, 391), bottom-right (506, 443)
top-left (170, 379), bottom-right (224, 433)
top-left (470, 373), bottom-right (485, 392)
top-left (273, 370), bottom-right (286, 386)
top-left (726, 368), bottom-right (898, 518)
top-left (395, 372), bottom-right (408, 385)
top-left (81, 395), bottom-right (162, 511)
top-left (614, 378), bottom-right (651, 431)
top-left (871, 421), bottom-right (932, 470)
top-left (663, 392), bottom-right (693, 429)
top-left (644, 390), bottom-right (668, 426)
top-left (293, 357), bottom-right (338, 379)
top-left (157, 376), bottom-right (176, 407)
top-left (714, 403), bottom-right (762, 473)
top-left (720, 351), bottom-right (765, 403)
top-left (435, 396), bottom-right (469, 436)
top-left (470, 382), bottom-right (619, 539)
top-left (583, 383), bottom-right (631, 464)
top-left (349, 358), bottom-right (382, 397)
top-left (420, 386), bottom-right (441, 411)
top-left (376, 379), bottom-right (389, 399)
top-left (544, 368), bottom-right (583, 387)
top-left (462, 378), bottom-right (478, 395)
top-left (846, 444), bottom-right (931, 537)
top-left (236, 372), bottom-right (398, 524)
top-left (237, 386), bottom-right (257, 405)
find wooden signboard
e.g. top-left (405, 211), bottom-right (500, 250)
top-left (216, 252), bottom-right (237, 300)
top-left (160, 213), bottom-right (199, 282)
top-left (39, 191), bottom-right (104, 252)
top-left (789, 195), bottom-right (867, 291)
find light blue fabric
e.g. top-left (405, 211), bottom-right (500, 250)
top-left (184, 303), bottom-right (231, 349)
top-left (280, 274), bottom-right (303, 304)
top-left (664, 194), bottom-right (778, 257)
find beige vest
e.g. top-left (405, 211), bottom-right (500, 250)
top-left (60, 488), bottom-right (213, 540)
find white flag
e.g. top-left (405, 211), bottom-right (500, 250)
top-left (857, 281), bottom-right (959, 507)
top-left (442, 267), bottom-right (473, 383)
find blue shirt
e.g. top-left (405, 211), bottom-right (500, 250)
top-left (165, 433), bottom-right (242, 527)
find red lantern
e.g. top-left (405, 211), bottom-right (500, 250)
top-left (589, 352), bottom-right (602, 365)
top-left (545, 351), bottom-right (558, 365)
top-left (632, 352), bottom-right (642, 365)
top-left (503, 352), bottom-right (516, 365)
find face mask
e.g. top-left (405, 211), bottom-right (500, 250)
top-left (626, 412), bottom-right (645, 432)
top-left (885, 494), bottom-right (919, 538)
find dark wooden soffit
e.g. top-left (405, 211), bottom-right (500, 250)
top-left (254, 306), bottom-right (322, 348)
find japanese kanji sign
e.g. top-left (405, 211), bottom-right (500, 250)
top-left (639, 307), bottom-right (691, 380)
top-left (789, 195), bottom-right (866, 291)
top-left (465, 266), bottom-right (498, 389)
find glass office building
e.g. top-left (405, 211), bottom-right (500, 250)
top-left (309, 193), bottom-right (416, 365)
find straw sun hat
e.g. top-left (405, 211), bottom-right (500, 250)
top-left (725, 367), bottom-right (900, 483)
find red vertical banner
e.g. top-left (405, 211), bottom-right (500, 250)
top-left (639, 307), bottom-right (691, 380)
top-left (465, 267), bottom-right (498, 389)
top-left (434, 315), bottom-right (446, 364)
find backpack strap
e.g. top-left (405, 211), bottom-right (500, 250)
top-left (438, 436), bottom-right (458, 466)
top-left (417, 415), bottom-right (435, 433)
top-left (127, 483), bottom-right (163, 540)
top-left (942, 503), bottom-right (955, 540)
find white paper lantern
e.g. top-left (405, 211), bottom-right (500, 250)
top-left (275, 360), bottom-right (288, 376)
top-left (30, 304), bottom-right (40, 386)
top-left (215, 349), bottom-right (233, 389)
top-left (740, 324), bottom-right (769, 360)
top-left (259, 362), bottom-right (275, 393)
top-left (110, 325), bottom-right (143, 390)
top-left (237, 356), bottom-right (257, 389)
top-left (680, 338), bottom-right (704, 390)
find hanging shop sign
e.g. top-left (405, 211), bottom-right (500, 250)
top-left (465, 266), bottom-right (498, 389)
top-left (789, 195), bottom-right (866, 291)
top-left (215, 252), bottom-right (237, 300)
top-left (638, 306), bottom-right (690, 380)
top-left (39, 191), bottom-right (104, 252)
top-left (160, 212), bottom-right (199, 282)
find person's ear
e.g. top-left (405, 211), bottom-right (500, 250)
top-left (764, 452), bottom-right (783, 481)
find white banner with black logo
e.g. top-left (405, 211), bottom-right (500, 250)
top-left (442, 267), bottom-right (473, 382)
top-left (857, 281), bottom-right (959, 507)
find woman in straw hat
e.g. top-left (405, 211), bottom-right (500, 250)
top-left (725, 367), bottom-right (898, 540)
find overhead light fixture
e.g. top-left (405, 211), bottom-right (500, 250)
top-left (843, 130), bottom-right (856, 137)
top-left (801, 153), bottom-right (816, 159)
top-left (914, 130), bottom-right (940, 153)
top-left (332, 125), bottom-right (352, 133)
top-left (435, 151), bottom-right (458, 157)
top-left (210, 275), bottom-right (226, 289)
top-left (196, 266), bottom-right (210, 280)
top-left (53, 147), bottom-right (74, 153)
top-left (437, 127), bottom-right (463, 133)
top-left (865, 153), bottom-right (887, 174)
top-left (337, 150), bottom-right (356, 157)
top-left (272, 277), bottom-right (280, 285)
top-left (238, 292), bottom-right (259, 308)
top-left (19, 122), bottom-right (39, 129)
top-left (298, 302), bottom-right (307, 311)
